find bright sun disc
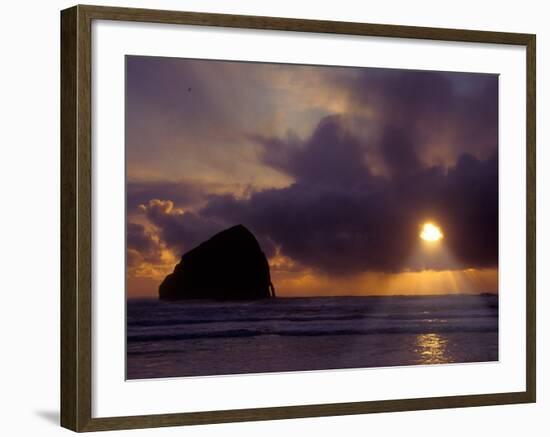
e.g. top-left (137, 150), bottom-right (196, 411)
top-left (420, 223), bottom-right (443, 242)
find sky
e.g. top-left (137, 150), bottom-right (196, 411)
top-left (126, 56), bottom-right (499, 298)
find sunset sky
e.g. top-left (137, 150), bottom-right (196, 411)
top-left (126, 56), bottom-right (498, 298)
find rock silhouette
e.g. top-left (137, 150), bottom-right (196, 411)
top-left (159, 225), bottom-right (276, 300)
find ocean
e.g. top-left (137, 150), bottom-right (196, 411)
top-left (126, 294), bottom-right (498, 379)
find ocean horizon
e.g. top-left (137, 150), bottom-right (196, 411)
top-left (126, 293), bottom-right (498, 379)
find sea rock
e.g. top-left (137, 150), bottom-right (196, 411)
top-left (159, 224), bottom-right (276, 300)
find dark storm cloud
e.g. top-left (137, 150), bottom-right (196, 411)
top-left (346, 68), bottom-right (498, 167)
top-left (129, 63), bottom-right (498, 275)
top-left (144, 114), bottom-right (497, 274)
top-left (441, 152), bottom-right (498, 266)
top-left (254, 115), bottom-right (377, 188)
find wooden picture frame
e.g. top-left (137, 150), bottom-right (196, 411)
top-left (61, 4), bottom-right (536, 432)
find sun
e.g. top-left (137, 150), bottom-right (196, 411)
top-left (420, 223), bottom-right (443, 242)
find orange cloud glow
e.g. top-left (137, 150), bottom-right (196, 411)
top-left (271, 267), bottom-right (497, 297)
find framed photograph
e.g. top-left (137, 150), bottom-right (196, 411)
top-left (60, 4), bottom-right (536, 432)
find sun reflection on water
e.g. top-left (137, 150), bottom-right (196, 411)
top-left (414, 333), bottom-right (451, 364)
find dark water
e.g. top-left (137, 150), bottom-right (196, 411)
top-left (126, 294), bottom-right (498, 379)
